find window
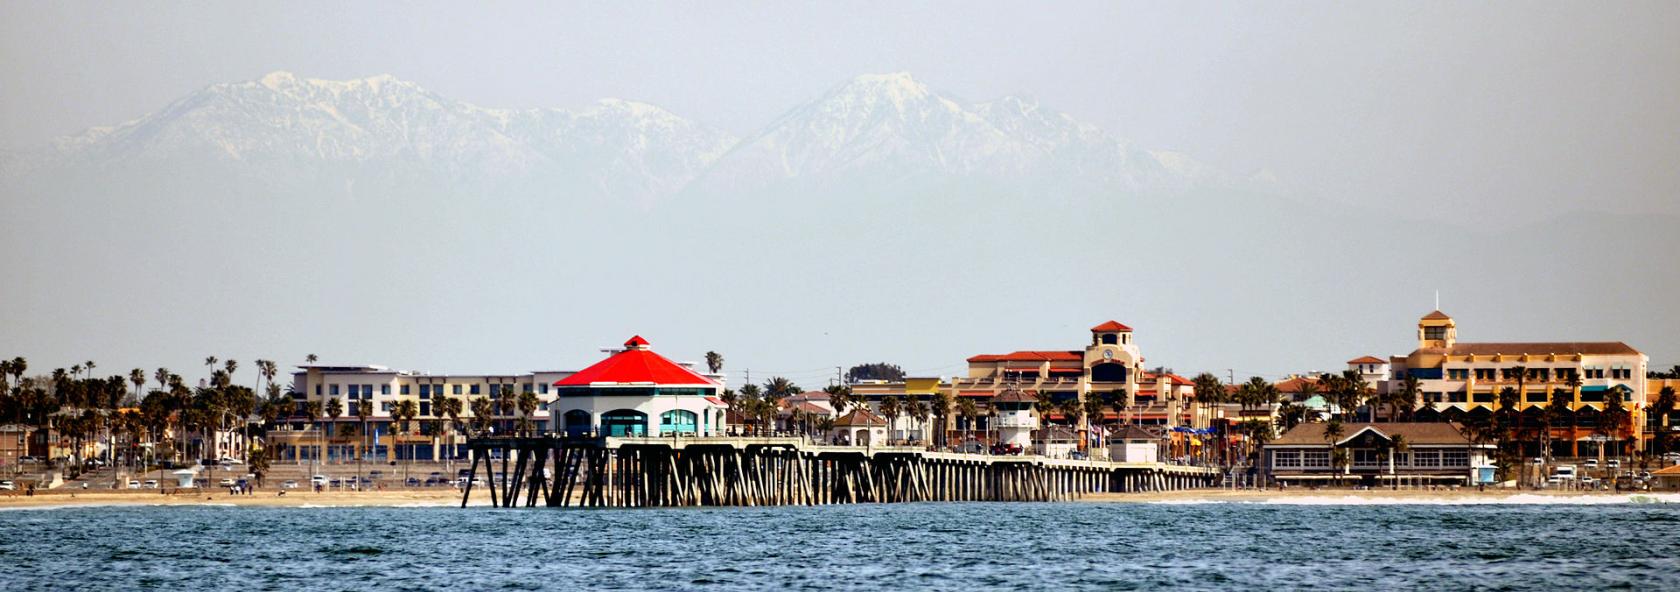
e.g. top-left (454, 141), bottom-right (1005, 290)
top-left (1472, 391), bottom-right (1493, 403)
top-left (1447, 369), bottom-right (1469, 381)
top-left (1526, 390), bottom-right (1547, 403)
top-left (363, 384), bottom-right (373, 396)
top-left (1424, 326), bottom-right (1447, 340)
top-left (1273, 451), bottom-right (1302, 468)
top-left (1413, 450), bottom-right (1442, 467)
top-left (1528, 369), bottom-right (1549, 382)
top-left (1474, 368), bottom-right (1496, 381)
top-left (453, 385), bottom-right (462, 395)
top-left (1353, 449), bottom-right (1382, 467)
top-left (315, 384), bottom-right (322, 395)
top-left (330, 385), bottom-right (340, 396)
top-left (523, 383), bottom-right (533, 393)
top-left (419, 385), bottom-right (430, 397)
top-left (540, 384), bottom-right (549, 394)
top-left (1302, 451), bottom-right (1330, 468)
top-left (400, 385), bottom-right (410, 395)
top-left (1101, 333), bottom-right (1118, 345)
top-left (347, 385), bottom-right (359, 397)
top-left (1442, 451), bottom-right (1469, 466)
top-left (419, 402), bottom-right (430, 416)
top-left (470, 385), bottom-right (480, 395)
top-left (380, 402), bottom-right (393, 413)
top-left (381, 384), bottom-right (390, 395)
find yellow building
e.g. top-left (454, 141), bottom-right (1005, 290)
top-left (1386, 310), bottom-right (1648, 457)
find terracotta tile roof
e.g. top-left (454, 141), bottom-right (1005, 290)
top-left (992, 389), bottom-right (1038, 403)
top-left (1270, 422), bottom-right (1473, 446)
top-left (1347, 355), bottom-right (1386, 365)
top-left (967, 351), bottom-right (1082, 363)
top-left (833, 409), bottom-right (886, 427)
top-left (1274, 376), bottom-right (1323, 394)
top-left (1091, 320), bottom-right (1134, 332)
top-left (1421, 310), bottom-right (1453, 321)
top-left (1412, 342), bottom-right (1642, 357)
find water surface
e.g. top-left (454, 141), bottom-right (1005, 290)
top-left (2, 502), bottom-right (1676, 590)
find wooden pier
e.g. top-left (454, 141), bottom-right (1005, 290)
top-left (460, 436), bottom-right (1222, 508)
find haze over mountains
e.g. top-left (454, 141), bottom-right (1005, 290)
top-left (2, 72), bottom-right (1675, 382)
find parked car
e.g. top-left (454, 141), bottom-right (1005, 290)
top-left (310, 475), bottom-right (328, 487)
top-left (0, 481), bottom-right (14, 491)
top-left (1606, 460), bottom-right (1621, 469)
top-left (405, 477), bottom-right (420, 487)
top-left (1584, 459), bottom-right (1599, 468)
top-left (281, 480), bottom-right (299, 489)
top-left (369, 470), bottom-right (383, 479)
top-left (218, 478), bottom-right (236, 487)
top-left (143, 480), bottom-right (159, 489)
top-left (127, 480), bottom-right (141, 489)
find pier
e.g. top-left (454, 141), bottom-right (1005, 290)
top-left (460, 436), bottom-right (1221, 508)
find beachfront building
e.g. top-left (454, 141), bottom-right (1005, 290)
top-left (1265, 422), bottom-right (1496, 487)
top-left (1646, 377), bottom-right (1680, 456)
top-left (1383, 310), bottom-right (1649, 457)
top-left (1107, 425), bottom-right (1162, 463)
top-left (273, 337), bottom-right (727, 462)
top-left (275, 365), bottom-right (569, 463)
top-left (830, 409), bottom-right (888, 446)
top-left (549, 336), bottom-right (728, 437)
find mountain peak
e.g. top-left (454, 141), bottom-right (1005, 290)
top-left (258, 70), bottom-right (299, 90)
top-left (830, 72), bottom-right (931, 105)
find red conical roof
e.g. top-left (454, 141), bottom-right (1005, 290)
top-left (555, 337), bottom-right (714, 387)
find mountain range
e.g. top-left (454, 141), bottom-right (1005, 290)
top-left (1, 71), bottom-right (1675, 384)
top-left (4, 71), bottom-right (1234, 199)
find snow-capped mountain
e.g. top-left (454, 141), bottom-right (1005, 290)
top-left (27, 71), bottom-right (737, 199)
top-left (8, 71), bottom-right (1230, 199)
top-left (697, 72), bottom-right (1221, 191)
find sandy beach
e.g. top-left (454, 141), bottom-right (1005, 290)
top-left (0, 487), bottom-right (478, 509)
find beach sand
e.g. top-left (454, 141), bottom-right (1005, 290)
top-left (0, 487), bottom-right (479, 509)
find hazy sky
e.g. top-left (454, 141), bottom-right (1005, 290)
top-left (2, 2), bottom-right (1677, 386)
top-left (3, 1), bottom-right (1677, 222)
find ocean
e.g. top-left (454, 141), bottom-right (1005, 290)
top-left (3, 499), bottom-right (1677, 590)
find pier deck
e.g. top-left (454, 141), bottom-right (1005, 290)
top-left (460, 436), bottom-right (1221, 508)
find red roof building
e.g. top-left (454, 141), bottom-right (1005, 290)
top-left (554, 336), bottom-right (718, 387)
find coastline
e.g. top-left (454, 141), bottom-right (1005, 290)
top-left (0, 488), bottom-right (478, 509)
top-left (4, 487), bottom-right (1676, 510)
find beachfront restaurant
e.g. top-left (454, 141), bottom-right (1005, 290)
top-left (550, 336), bottom-right (728, 437)
top-left (1264, 423), bottom-right (1494, 487)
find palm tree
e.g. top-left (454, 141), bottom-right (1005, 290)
top-left (325, 397), bottom-right (343, 465)
top-left (1496, 386), bottom-right (1520, 477)
top-left (1387, 434), bottom-right (1410, 489)
top-left (469, 396), bottom-right (493, 436)
top-left (300, 400), bottom-right (321, 472)
top-left (1056, 398), bottom-right (1082, 457)
top-left (516, 391), bottom-right (539, 436)
top-left (393, 399), bottom-right (418, 478)
top-left (84, 360), bottom-right (96, 380)
top-left (1543, 387), bottom-right (1572, 463)
top-left (957, 397), bottom-right (979, 447)
top-left (879, 396), bottom-right (902, 445)
top-left (1192, 373), bottom-right (1224, 463)
top-left (825, 384), bottom-right (852, 417)
top-left (1394, 375), bottom-right (1421, 422)
top-left (1323, 419), bottom-right (1345, 486)
top-left (355, 399), bottom-right (372, 487)
top-left (931, 391), bottom-right (953, 448)
top-left (704, 351), bottom-right (723, 374)
top-left (306, 354), bottom-right (318, 365)
top-left (1654, 386), bottom-right (1677, 457)
top-left (128, 369), bottom-right (146, 405)
top-left (437, 396), bottom-right (464, 465)
top-left (762, 377), bottom-right (800, 402)
top-left (909, 398), bottom-right (930, 446)
top-left (1082, 393), bottom-right (1108, 452)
